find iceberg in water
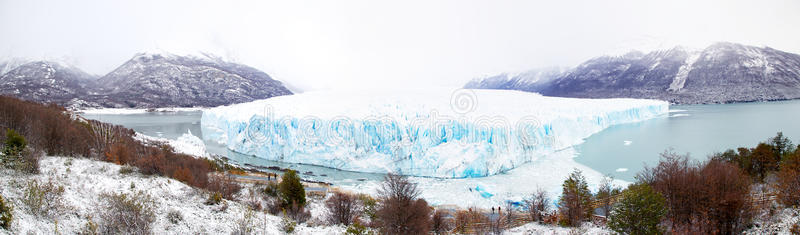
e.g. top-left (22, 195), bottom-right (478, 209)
top-left (201, 88), bottom-right (668, 178)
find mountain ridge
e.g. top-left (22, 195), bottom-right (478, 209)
top-left (467, 42), bottom-right (800, 104)
top-left (0, 52), bottom-right (293, 109)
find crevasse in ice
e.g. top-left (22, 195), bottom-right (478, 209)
top-left (201, 89), bottom-right (668, 178)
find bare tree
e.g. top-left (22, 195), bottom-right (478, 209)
top-left (524, 187), bottom-right (550, 223)
top-left (325, 191), bottom-right (360, 226)
top-left (596, 175), bottom-right (621, 217)
top-left (376, 173), bottom-right (431, 234)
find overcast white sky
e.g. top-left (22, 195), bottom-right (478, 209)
top-left (1, 0), bottom-right (799, 91)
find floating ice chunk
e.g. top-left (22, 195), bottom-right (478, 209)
top-left (623, 140), bottom-right (632, 146)
top-left (475, 184), bottom-right (494, 198)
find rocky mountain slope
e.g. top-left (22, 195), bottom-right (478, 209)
top-left (466, 42), bottom-right (800, 104)
top-left (0, 53), bottom-right (293, 109)
top-left (91, 53), bottom-right (292, 108)
top-left (0, 61), bottom-right (97, 106)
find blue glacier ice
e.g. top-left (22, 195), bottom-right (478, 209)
top-left (201, 89), bottom-right (668, 178)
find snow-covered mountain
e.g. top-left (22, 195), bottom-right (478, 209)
top-left (0, 52), bottom-right (293, 108)
top-left (91, 52), bottom-right (292, 108)
top-left (463, 67), bottom-right (566, 92)
top-left (466, 42), bottom-right (800, 104)
top-left (0, 61), bottom-right (97, 105)
top-left (0, 58), bottom-right (32, 76)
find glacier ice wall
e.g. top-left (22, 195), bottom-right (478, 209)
top-left (201, 89), bottom-right (668, 178)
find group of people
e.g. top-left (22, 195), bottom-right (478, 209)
top-left (265, 172), bottom-right (279, 180)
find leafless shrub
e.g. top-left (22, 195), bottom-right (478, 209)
top-left (206, 174), bottom-right (242, 200)
top-left (285, 201), bottom-right (311, 224)
top-left (166, 209), bottom-right (183, 224)
top-left (96, 191), bottom-right (156, 235)
top-left (22, 178), bottom-right (65, 218)
top-left (266, 198), bottom-right (283, 215)
top-left (232, 208), bottom-right (256, 235)
top-left (431, 209), bottom-right (452, 234)
top-left (453, 210), bottom-right (470, 234)
top-left (243, 187), bottom-right (263, 211)
top-left (78, 216), bottom-right (99, 235)
top-left (524, 187), bottom-right (550, 223)
top-left (325, 191), bottom-right (360, 226)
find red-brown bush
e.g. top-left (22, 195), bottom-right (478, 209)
top-left (325, 191), bottom-right (359, 226)
top-left (0, 96), bottom-right (217, 193)
top-left (639, 151), bottom-right (753, 234)
top-left (206, 174), bottom-right (242, 200)
top-left (376, 174), bottom-right (432, 234)
top-left (699, 159), bottom-right (752, 234)
top-left (778, 150), bottom-right (800, 206)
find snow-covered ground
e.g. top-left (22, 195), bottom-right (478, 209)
top-left (202, 88), bottom-right (668, 178)
top-left (341, 148), bottom-right (629, 209)
top-left (505, 222), bottom-right (612, 235)
top-left (135, 131), bottom-right (209, 158)
top-left (744, 203), bottom-right (800, 234)
top-left (0, 156), bottom-right (344, 234)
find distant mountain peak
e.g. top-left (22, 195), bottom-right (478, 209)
top-left (466, 42), bottom-right (800, 104)
top-left (0, 52), bottom-right (293, 109)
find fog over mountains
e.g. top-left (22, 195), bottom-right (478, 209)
top-left (466, 42), bottom-right (800, 104)
top-left (1, 42), bottom-right (798, 109)
top-left (0, 52), bottom-right (292, 109)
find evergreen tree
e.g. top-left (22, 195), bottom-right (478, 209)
top-left (558, 169), bottom-right (593, 227)
top-left (0, 193), bottom-right (12, 229)
top-left (3, 129), bottom-right (26, 154)
top-left (278, 170), bottom-right (306, 206)
top-left (608, 183), bottom-right (667, 235)
top-left (2, 129), bottom-right (27, 169)
top-left (770, 132), bottom-right (794, 161)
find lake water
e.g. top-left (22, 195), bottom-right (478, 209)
top-left (81, 99), bottom-right (800, 183)
top-left (574, 99), bottom-right (800, 181)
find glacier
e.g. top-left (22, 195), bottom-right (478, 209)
top-left (201, 88), bottom-right (668, 178)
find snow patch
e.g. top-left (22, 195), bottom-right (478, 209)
top-left (0, 156), bottom-right (345, 234)
top-left (668, 52), bottom-right (701, 92)
top-left (135, 130), bottom-right (209, 158)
